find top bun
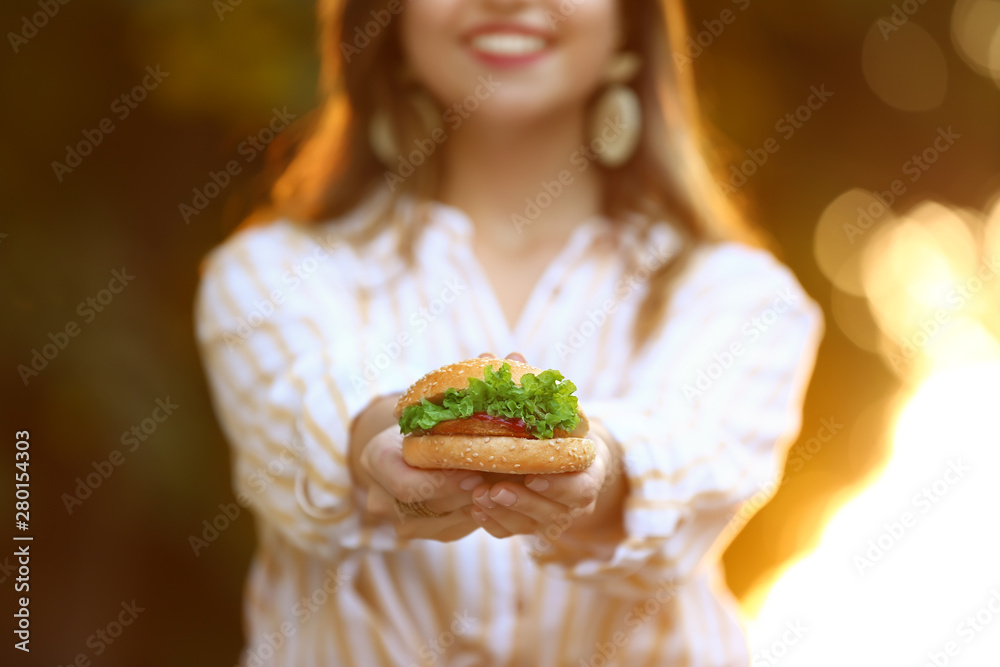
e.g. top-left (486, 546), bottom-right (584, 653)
top-left (393, 357), bottom-right (575, 420)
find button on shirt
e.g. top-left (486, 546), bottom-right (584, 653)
top-left (194, 193), bottom-right (824, 666)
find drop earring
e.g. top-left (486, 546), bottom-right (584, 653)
top-left (369, 108), bottom-right (397, 167)
top-left (369, 76), bottom-right (443, 168)
top-left (589, 52), bottom-right (642, 168)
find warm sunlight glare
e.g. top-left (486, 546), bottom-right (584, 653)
top-left (747, 363), bottom-right (1000, 666)
top-left (747, 198), bottom-right (1000, 665)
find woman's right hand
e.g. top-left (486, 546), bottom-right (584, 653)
top-left (350, 398), bottom-right (484, 542)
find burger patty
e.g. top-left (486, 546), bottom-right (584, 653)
top-left (422, 412), bottom-right (570, 439)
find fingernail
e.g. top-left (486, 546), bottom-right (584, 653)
top-left (507, 352), bottom-right (526, 362)
top-left (525, 477), bottom-right (549, 493)
top-left (475, 490), bottom-right (496, 509)
top-left (471, 508), bottom-right (488, 522)
top-left (460, 476), bottom-right (484, 491)
top-left (491, 488), bottom-right (517, 507)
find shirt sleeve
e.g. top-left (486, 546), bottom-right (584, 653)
top-left (194, 222), bottom-right (420, 561)
top-left (526, 243), bottom-right (824, 597)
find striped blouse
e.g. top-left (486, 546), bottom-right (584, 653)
top-left (194, 190), bottom-right (823, 667)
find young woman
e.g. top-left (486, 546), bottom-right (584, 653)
top-left (195, 0), bottom-right (823, 664)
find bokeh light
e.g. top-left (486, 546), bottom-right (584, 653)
top-left (748, 361), bottom-right (1000, 665)
top-left (813, 188), bottom-right (890, 296)
top-left (749, 192), bottom-right (1000, 663)
top-left (952, 0), bottom-right (1000, 82)
top-left (863, 22), bottom-right (948, 111)
top-left (3, 1), bottom-right (998, 663)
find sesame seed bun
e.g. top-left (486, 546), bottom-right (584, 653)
top-left (402, 434), bottom-right (596, 475)
top-left (394, 358), bottom-right (594, 474)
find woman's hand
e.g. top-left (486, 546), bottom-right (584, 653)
top-left (350, 397), bottom-right (484, 543)
top-left (469, 352), bottom-right (628, 549)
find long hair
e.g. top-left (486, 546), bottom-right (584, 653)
top-left (245, 0), bottom-right (764, 354)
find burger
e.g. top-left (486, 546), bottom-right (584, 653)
top-left (394, 358), bottom-right (595, 474)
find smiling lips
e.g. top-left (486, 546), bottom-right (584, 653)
top-left (465, 24), bottom-right (553, 66)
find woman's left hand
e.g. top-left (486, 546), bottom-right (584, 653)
top-left (469, 352), bottom-right (628, 546)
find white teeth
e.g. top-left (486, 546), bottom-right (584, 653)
top-left (471, 33), bottom-right (547, 56)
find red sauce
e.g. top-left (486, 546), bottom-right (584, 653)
top-left (469, 412), bottom-right (534, 438)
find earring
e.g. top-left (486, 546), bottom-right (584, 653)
top-left (589, 52), bottom-right (642, 168)
top-left (369, 88), bottom-right (443, 167)
top-left (369, 108), bottom-right (397, 166)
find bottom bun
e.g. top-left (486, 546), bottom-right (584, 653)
top-left (402, 434), bottom-right (596, 474)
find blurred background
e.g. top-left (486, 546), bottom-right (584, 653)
top-left (1, 0), bottom-right (998, 665)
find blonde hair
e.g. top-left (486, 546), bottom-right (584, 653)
top-left (245, 0), bottom-right (763, 354)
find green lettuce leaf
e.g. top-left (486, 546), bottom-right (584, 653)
top-left (398, 362), bottom-right (580, 439)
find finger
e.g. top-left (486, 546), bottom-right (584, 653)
top-left (472, 501), bottom-right (538, 537)
top-left (522, 468), bottom-right (604, 510)
top-left (478, 352), bottom-right (496, 359)
top-left (470, 505), bottom-right (514, 538)
top-left (472, 482), bottom-right (580, 536)
top-left (366, 483), bottom-right (398, 520)
top-left (365, 439), bottom-right (484, 512)
top-left (433, 516), bottom-right (483, 543)
top-left (394, 506), bottom-right (478, 540)
top-left (505, 352), bottom-right (526, 363)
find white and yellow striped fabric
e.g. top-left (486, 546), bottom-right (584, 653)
top-left (195, 191), bottom-right (823, 667)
